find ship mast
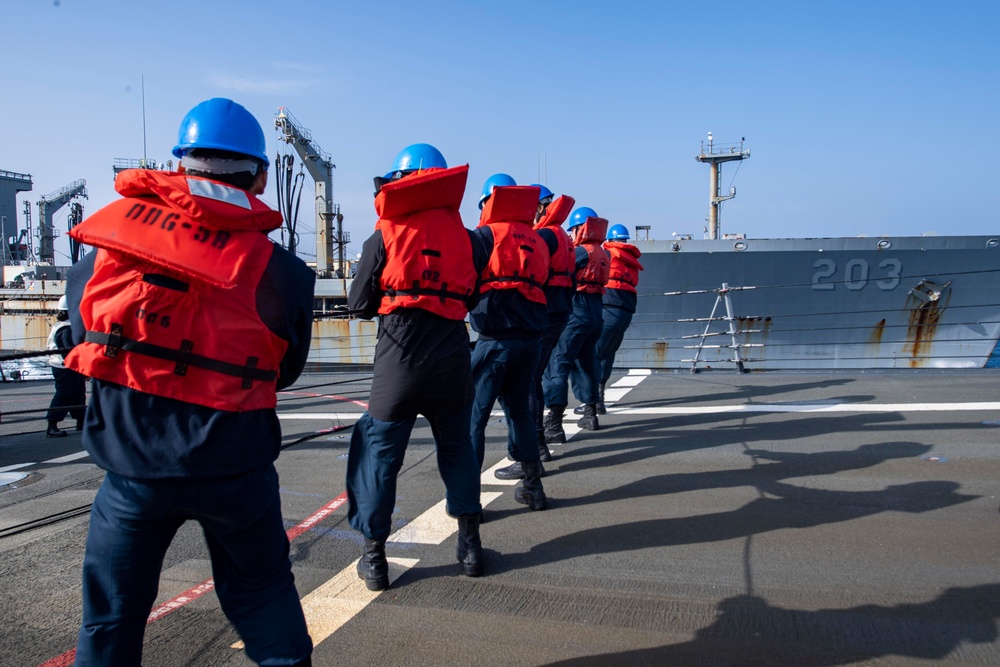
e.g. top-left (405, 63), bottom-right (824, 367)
top-left (696, 133), bottom-right (750, 239)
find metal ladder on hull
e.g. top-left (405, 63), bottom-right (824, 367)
top-left (680, 282), bottom-right (761, 373)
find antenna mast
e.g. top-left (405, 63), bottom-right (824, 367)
top-left (696, 133), bottom-right (750, 239)
top-left (141, 75), bottom-right (147, 166)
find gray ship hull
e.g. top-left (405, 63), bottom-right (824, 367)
top-left (621, 235), bottom-right (1000, 370)
top-left (8, 236), bottom-right (996, 373)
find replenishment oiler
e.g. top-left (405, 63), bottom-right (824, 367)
top-left (2, 120), bottom-right (999, 374)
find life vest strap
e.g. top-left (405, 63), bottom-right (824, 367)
top-left (385, 280), bottom-right (470, 304)
top-left (484, 274), bottom-right (544, 289)
top-left (84, 329), bottom-right (277, 384)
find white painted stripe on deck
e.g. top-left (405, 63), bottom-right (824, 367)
top-left (283, 489), bottom-right (505, 652)
top-left (387, 492), bottom-right (502, 544)
top-left (230, 556), bottom-right (421, 651)
top-left (45, 451), bottom-right (91, 464)
top-left (277, 413), bottom-right (363, 421)
top-left (300, 556), bottom-right (419, 645)
top-left (603, 387), bottom-right (631, 402)
top-left (613, 402), bottom-right (1000, 415)
top-left (609, 375), bottom-right (646, 388)
top-left (546, 369), bottom-right (651, 445)
top-left (0, 462), bottom-right (35, 472)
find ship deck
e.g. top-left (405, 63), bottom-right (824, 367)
top-left (2, 369), bottom-right (1000, 666)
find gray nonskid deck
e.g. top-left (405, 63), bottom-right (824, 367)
top-left (2, 370), bottom-right (999, 666)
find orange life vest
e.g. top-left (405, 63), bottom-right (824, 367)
top-left (604, 241), bottom-right (643, 292)
top-left (573, 216), bottom-right (611, 294)
top-left (375, 165), bottom-right (477, 320)
top-left (65, 171), bottom-right (288, 412)
top-left (478, 186), bottom-right (548, 305)
top-left (533, 195), bottom-right (576, 288)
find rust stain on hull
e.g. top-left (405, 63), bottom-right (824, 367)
top-left (903, 289), bottom-right (951, 368)
top-left (870, 319), bottom-right (886, 346)
top-left (652, 341), bottom-right (668, 364)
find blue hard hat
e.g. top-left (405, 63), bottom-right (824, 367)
top-left (568, 206), bottom-right (598, 230)
top-left (172, 98), bottom-right (268, 163)
top-left (386, 143), bottom-right (447, 178)
top-left (479, 173), bottom-right (517, 209)
top-left (608, 224), bottom-right (629, 240)
top-left (530, 184), bottom-right (554, 202)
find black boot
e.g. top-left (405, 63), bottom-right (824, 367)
top-left (494, 460), bottom-right (546, 480)
top-left (577, 404), bottom-right (599, 431)
top-left (46, 421), bottom-right (68, 438)
top-left (75, 419), bottom-right (84, 431)
top-left (543, 407), bottom-right (566, 444)
top-left (356, 538), bottom-right (389, 591)
top-left (456, 514), bottom-right (484, 577)
top-left (596, 382), bottom-right (607, 415)
top-left (514, 461), bottom-right (548, 511)
top-left (537, 431), bottom-right (552, 463)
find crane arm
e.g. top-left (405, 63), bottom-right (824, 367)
top-left (37, 179), bottom-right (87, 263)
top-left (38, 179), bottom-right (88, 213)
top-left (274, 108), bottom-right (334, 182)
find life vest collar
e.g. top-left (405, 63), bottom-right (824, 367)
top-left (574, 216), bottom-right (609, 244)
top-left (115, 170), bottom-right (281, 232)
top-left (605, 240), bottom-right (643, 266)
top-left (375, 165), bottom-right (469, 222)
top-left (534, 194), bottom-right (576, 230)
top-left (478, 185), bottom-right (540, 228)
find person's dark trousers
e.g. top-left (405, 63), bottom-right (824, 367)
top-left (75, 467), bottom-right (312, 667)
top-left (470, 337), bottom-right (541, 468)
top-left (547, 293), bottom-right (603, 408)
top-left (519, 320), bottom-right (567, 455)
top-left (556, 292), bottom-right (603, 407)
top-left (46, 365), bottom-right (86, 423)
top-left (347, 408), bottom-right (481, 541)
top-left (596, 306), bottom-right (634, 386)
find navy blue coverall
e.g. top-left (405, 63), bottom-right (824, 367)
top-left (542, 247), bottom-right (604, 407)
top-left (468, 225), bottom-right (556, 468)
top-left (67, 243), bottom-right (316, 667)
top-left (596, 288), bottom-right (638, 386)
top-left (346, 229), bottom-right (486, 541)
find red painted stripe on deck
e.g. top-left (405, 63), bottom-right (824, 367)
top-left (280, 390), bottom-right (369, 409)
top-left (37, 490), bottom-right (350, 667)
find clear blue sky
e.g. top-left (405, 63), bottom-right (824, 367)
top-left (3, 0), bottom-right (998, 266)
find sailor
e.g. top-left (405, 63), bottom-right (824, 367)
top-left (44, 294), bottom-right (87, 437)
top-left (347, 143), bottom-right (485, 590)
top-left (497, 186), bottom-right (576, 470)
top-left (469, 176), bottom-right (553, 509)
top-left (541, 207), bottom-right (610, 441)
top-left (65, 98), bottom-right (315, 667)
top-left (575, 223), bottom-right (643, 414)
